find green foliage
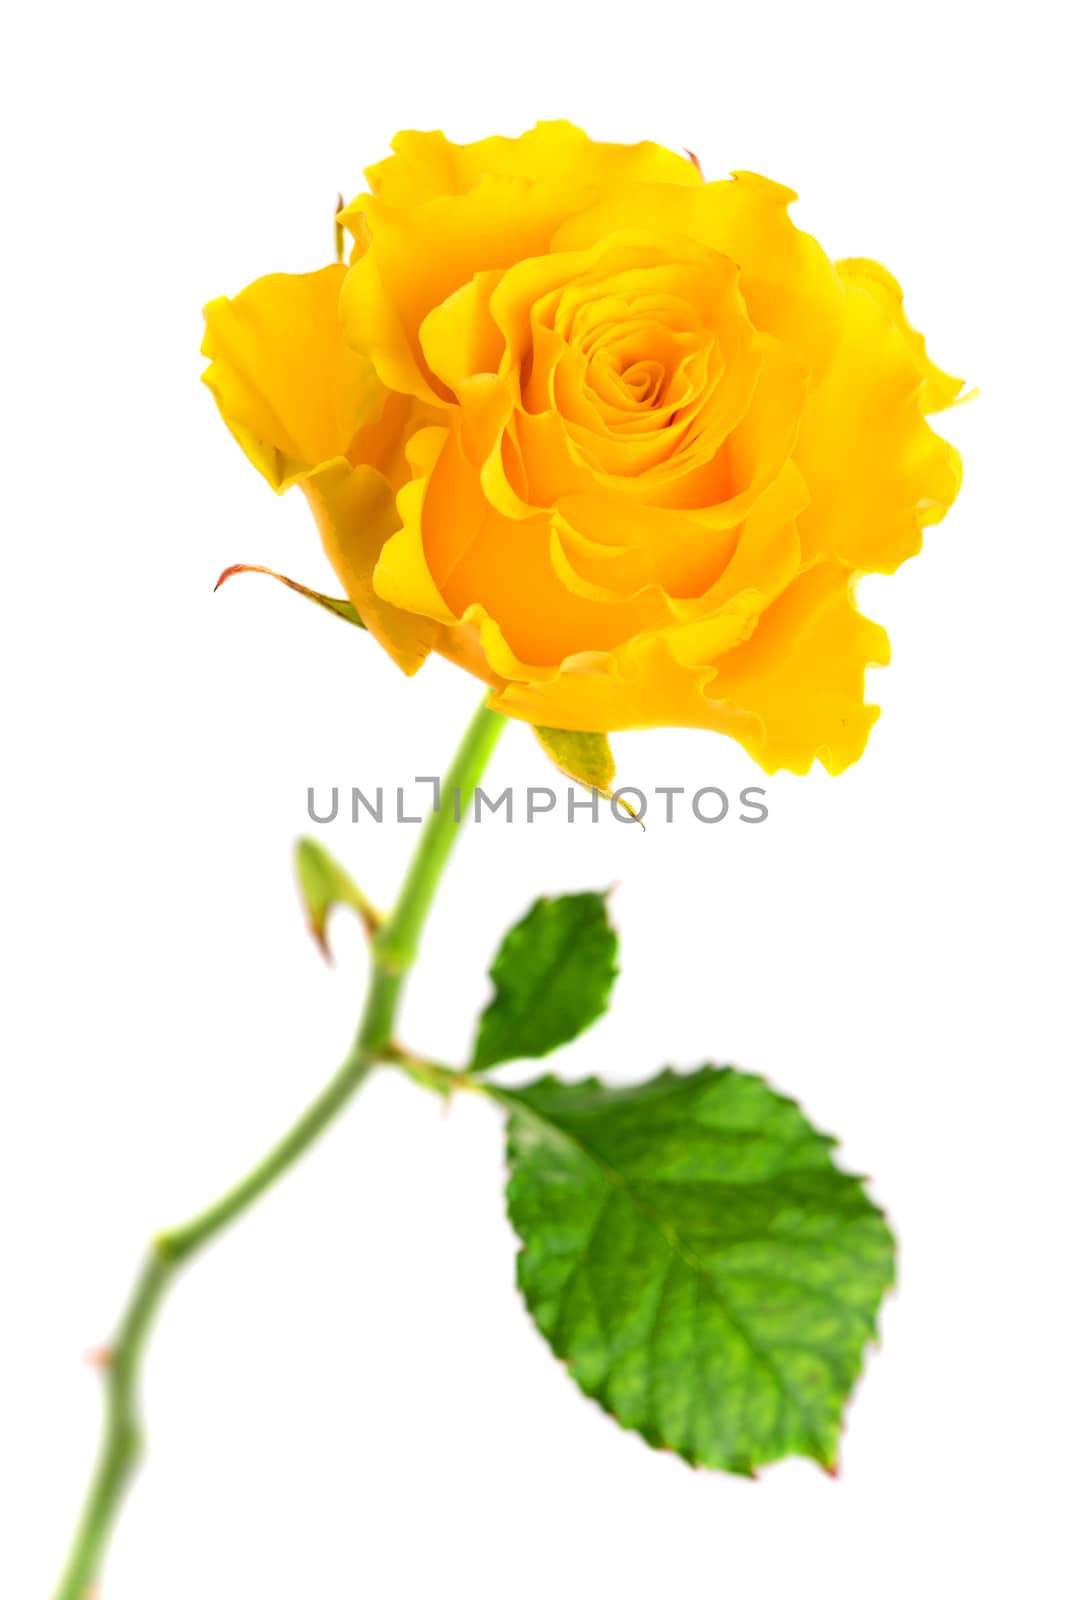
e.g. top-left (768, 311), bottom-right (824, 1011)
top-left (495, 1067), bottom-right (894, 1474)
top-left (471, 893), bottom-right (618, 1071)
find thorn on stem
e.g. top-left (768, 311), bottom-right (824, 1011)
top-left (84, 1345), bottom-right (113, 1371)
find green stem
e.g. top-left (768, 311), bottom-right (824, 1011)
top-left (51, 695), bottom-right (506, 1600)
top-left (373, 700), bottom-right (508, 973)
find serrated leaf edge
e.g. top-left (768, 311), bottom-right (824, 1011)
top-left (494, 1065), bottom-right (896, 1477)
top-left (470, 892), bottom-right (619, 1073)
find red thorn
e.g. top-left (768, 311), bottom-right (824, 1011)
top-left (84, 1345), bottom-right (113, 1370)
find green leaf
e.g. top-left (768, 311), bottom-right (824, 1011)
top-left (495, 1067), bottom-right (894, 1474)
top-left (470, 893), bottom-right (618, 1072)
top-left (215, 563), bottom-right (365, 628)
top-left (294, 837), bottom-right (380, 960)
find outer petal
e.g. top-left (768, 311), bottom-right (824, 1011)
top-left (339, 177), bottom-right (589, 403)
top-left (202, 265), bottom-right (383, 490)
top-left (374, 427), bottom-right (462, 626)
top-left (793, 269), bottom-right (963, 574)
top-left (490, 634), bottom-right (763, 751)
top-left (489, 557), bottom-right (886, 776)
top-left (341, 124), bottom-right (707, 405)
top-left (364, 121), bottom-right (704, 208)
top-left (708, 559), bottom-right (891, 774)
top-left (300, 461), bottom-right (436, 675)
top-left (836, 258), bottom-right (965, 415)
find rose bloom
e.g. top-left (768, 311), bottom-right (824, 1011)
top-left (203, 121), bottom-right (963, 774)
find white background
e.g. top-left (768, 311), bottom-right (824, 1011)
top-left (2, 1), bottom-right (1064, 1595)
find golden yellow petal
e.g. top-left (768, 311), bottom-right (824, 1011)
top-left (339, 177), bottom-right (584, 403)
top-left (364, 121), bottom-right (704, 208)
top-left (419, 272), bottom-right (507, 392)
top-left (551, 454), bottom-right (806, 615)
top-left (708, 558), bottom-right (891, 774)
top-left (836, 258), bottom-right (965, 414)
top-left (202, 265), bottom-right (382, 491)
top-left (552, 172), bottom-right (844, 380)
top-left (372, 427), bottom-right (461, 627)
top-left (378, 421), bottom-right (673, 670)
top-left (490, 633), bottom-right (760, 749)
top-left (794, 274), bottom-right (963, 574)
top-left (549, 499), bottom-right (739, 601)
top-left (486, 546), bottom-right (881, 775)
top-left (301, 459), bottom-right (435, 674)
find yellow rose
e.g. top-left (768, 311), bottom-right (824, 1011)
top-left (203, 121), bottom-right (963, 774)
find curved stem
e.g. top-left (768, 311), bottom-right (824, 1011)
top-left (51, 695), bottom-right (506, 1600)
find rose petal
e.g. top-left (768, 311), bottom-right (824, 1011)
top-left (794, 271), bottom-right (964, 574)
top-left (202, 265), bottom-right (381, 490)
top-left (364, 121), bottom-right (704, 208)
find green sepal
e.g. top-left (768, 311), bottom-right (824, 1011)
top-left (534, 726), bottom-right (616, 794)
top-left (534, 726), bottom-right (646, 825)
top-left (215, 563), bottom-right (365, 628)
top-left (494, 1066), bottom-right (895, 1475)
top-left (470, 892), bottom-right (618, 1072)
top-left (533, 726), bottom-right (643, 824)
